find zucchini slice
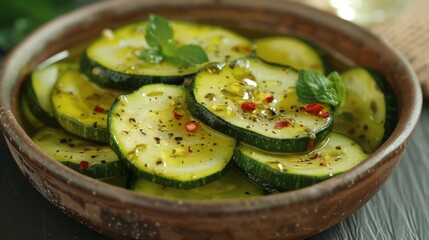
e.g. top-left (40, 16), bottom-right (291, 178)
top-left (108, 84), bottom-right (236, 189)
top-left (254, 36), bottom-right (327, 74)
top-left (130, 167), bottom-right (264, 200)
top-left (81, 21), bottom-right (252, 90)
top-left (234, 133), bottom-right (368, 191)
top-left (187, 57), bottom-right (333, 153)
top-left (21, 94), bottom-right (45, 131)
top-left (334, 68), bottom-right (397, 153)
top-left (51, 68), bottom-right (124, 143)
top-left (23, 62), bottom-right (78, 126)
top-left (32, 127), bottom-right (125, 178)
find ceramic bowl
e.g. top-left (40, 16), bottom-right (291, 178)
top-left (0, 0), bottom-right (422, 239)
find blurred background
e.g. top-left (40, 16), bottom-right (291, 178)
top-left (0, 0), bottom-right (410, 58)
top-left (0, 0), bottom-right (98, 60)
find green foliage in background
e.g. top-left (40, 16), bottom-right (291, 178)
top-left (0, 0), bottom-right (97, 54)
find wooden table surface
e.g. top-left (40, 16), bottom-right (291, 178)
top-left (1, 1), bottom-right (429, 239)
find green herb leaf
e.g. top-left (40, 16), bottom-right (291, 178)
top-left (296, 70), bottom-right (345, 110)
top-left (141, 14), bottom-right (208, 66)
top-left (328, 71), bottom-right (346, 109)
top-left (168, 45), bottom-right (209, 67)
top-left (140, 47), bottom-right (163, 64)
top-left (145, 14), bottom-right (173, 49)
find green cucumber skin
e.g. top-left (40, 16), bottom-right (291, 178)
top-left (186, 82), bottom-right (333, 153)
top-left (62, 160), bottom-right (127, 179)
top-left (23, 78), bottom-right (59, 127)
top-left (80, 52), bottom-right (192, 91)
top-left (32, 127), bottom-right (125, 179)
top-left (233, 148), bottom-right (334, 191)
top-left (253, 37), bottom-right (330, 75)
top-left (108, 119), bottom-right (233, 190)
top-left (236, 167), bottom-right (281, 194)
top-left (122, 156), bottom-right (232, 190)
top-left (367, 69), bottom-right (398, 143)
top-left (107, 87), bottom-right (236, 190)
top-left (299, 37), bottom-right (331, 74)
top-left (55, 113), bottom-right (109, 143)
top-left (129, 166), bottom-right (266, 199)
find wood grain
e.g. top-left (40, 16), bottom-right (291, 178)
top-left (369, 0), bottom-right (429, 98)
top-left (297, 0), bottom-right (429, 97)
top-left (311, 102), bottom-right (429, 240)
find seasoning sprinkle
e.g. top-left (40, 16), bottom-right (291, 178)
top-left (241, 101), bottom-right (256, 112)
top-left (173, 111), bottom-right (184, 120)
top-left (274, 120), bottom-right (290, 129)
top-left (93, 106), bottom-right (105, 113)
top-left (79, 161), bottom-right (89, 172)
top-left (185, 121), bottom-right (199, 133)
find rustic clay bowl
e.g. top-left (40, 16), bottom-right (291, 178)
top-left (0, 0), bottom-right (422, 239)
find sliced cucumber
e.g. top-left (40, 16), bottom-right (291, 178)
top-left (234, 132), bottom-right (368, 191)
top-left (32, 127), bottom-right (125, 178)
top-left (130, 167), bottom-right (264, 200)
top-left (23, 62), bottom-right (78, 126)
top-left (187, 57), bottom-right (333, 153)
top-left (21, 94), bottom-right (45, 131)
top-left (108, 84), bottom-right (236, 189)
top-left (334, 68), bottom-right (397, 153)
top-left (102, 173), bottom-right (130, 188)
top-left (254, 36), bottom-right (327, 74)
top-left (51, 68), bottom-right (124, 143)
top-left (81, 21), bottom-right (252, 90)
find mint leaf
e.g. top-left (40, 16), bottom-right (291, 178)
top-left (328, 71), bottom-right (346, 109)
top-left (141, 14), bottom-right (209, 67)
top-left (145, 14), bottom-right (173, 49)
top-left (296, 70), bottom-right (345, 110)
top-left (168, 45), bottom-right (209, 67)
top-left (140, 47), bottom-right (163, 64)
top-left (161, 39), bottom-right (177, 57)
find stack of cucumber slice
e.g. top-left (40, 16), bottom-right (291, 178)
top-left (21, 17), bottom-right (396, 198)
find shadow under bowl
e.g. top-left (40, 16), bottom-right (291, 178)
top-left (0, 0), bottom-right (422, 239)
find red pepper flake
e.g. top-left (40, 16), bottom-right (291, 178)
top-left (348, 128), bottom-right (356, 135)
top-left (318, 111), bottom-right (330, 118)
top-left (241, 101), bottom-right (256, 112)
top-left (306, 141), bottom-right (314, 150)
top-left (274, 120), bottom-right (290, 129)
top-left (79, 161), bottom-right (89, 172)
top-left (173, 111), bottom-right (183, 120)
top-left (265, 95), bottom-right (274, 103)
top-left (185, 121), bottom-right (199, 133)
top-left (304, 103), bottom-right (324, 115)
top-left (310, 153), bottom-right (322, 159)
top-left (93, 106), bottom-right (105, 113)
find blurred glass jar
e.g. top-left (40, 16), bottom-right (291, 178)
top-left (329, 0), bottom-right (409, 25)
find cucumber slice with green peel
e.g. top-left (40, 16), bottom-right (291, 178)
top-left (334, 68), bottom-right (397, 153)
top-left (51, 68), bottom-right (124, 143)
top-left (234, 132), bottom-right (368, 191)
top-left (187, 57), bottom-right (333, 153)
top-left (21, 94), bottom-right (45, 130)
top-left (32, 127), bottom-right (125, 179)
top-left (81, 21), bottom-right (252, 90)
top-left (108, 84), bottom-right (237, 189)
top-left (130, 167), bottom-right (264, 200)
top-left (23, 62), bottom-right (78, 126)
top-left (254, 36), bottom-right (327, 74)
